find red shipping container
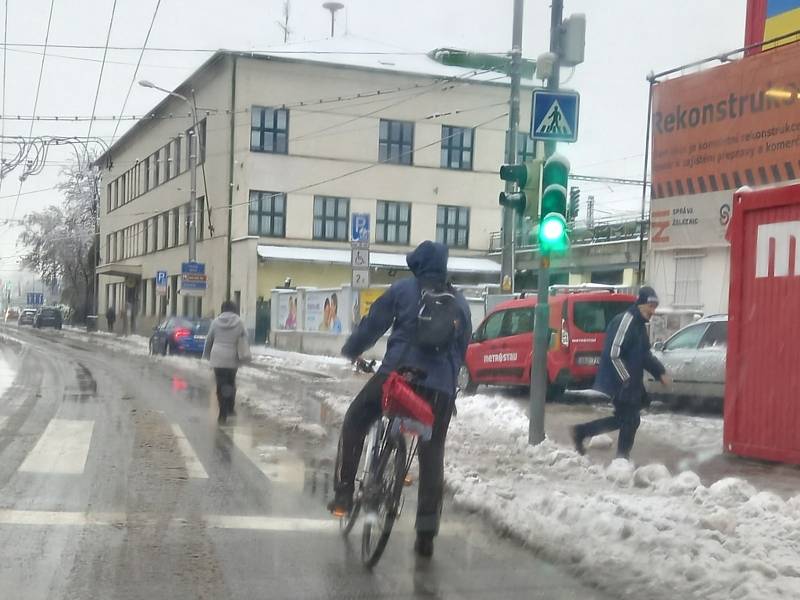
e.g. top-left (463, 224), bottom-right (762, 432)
top-left (725, 182), bottom-right (800, 464)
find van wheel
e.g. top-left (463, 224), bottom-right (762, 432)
top-left (458, 366), bottom-right (478, 396)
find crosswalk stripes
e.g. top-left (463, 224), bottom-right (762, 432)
top-left (227, 427), bottom-right (305, 492)
top-left (171, 424), bottom-right (209, 479)
top-left (19, 419), bottom-right (95, 474)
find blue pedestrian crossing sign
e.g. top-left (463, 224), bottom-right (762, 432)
top-left (530, 89), bottom-right (580, 143)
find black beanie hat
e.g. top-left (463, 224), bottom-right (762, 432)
top-left (636, 286), bottom-right (659, 306)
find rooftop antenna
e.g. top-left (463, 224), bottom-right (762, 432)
top-left (322, 2), bottom-right (344, 37)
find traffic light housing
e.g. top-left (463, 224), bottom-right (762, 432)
top-left (499, 163), bottom-right (532, 215)
top-left (537, 154), bottom-right (571, 254)
top-left (568, 186), bottom-right (580, 223)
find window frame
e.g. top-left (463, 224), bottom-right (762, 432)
top-left (375, 200), bottom-right (411, 245)
top-left (440, 125), bottom-right (474, 171)
top-left (436, 204), bottom-right (470, 248)
top-left (250, 106), bottom-right (289, 154)
top-left (313, 195), bottom-right (350, 241)
top-left (378, 119), bottom-right (414, 165)
top-left (248, 190), bottom-right (287, 238)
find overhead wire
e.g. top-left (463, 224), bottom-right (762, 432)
top-left (86, 0), bottom-right (118, 142)
top-left (11, 0), bottom-right (55, 220)
top-left (112, 0), bottom-right (161, 144)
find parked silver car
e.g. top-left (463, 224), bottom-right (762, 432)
top-left (645, 314), bottom-right (727, 412)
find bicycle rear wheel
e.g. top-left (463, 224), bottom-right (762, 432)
top-left (361, 434), bottom-right (407, 568)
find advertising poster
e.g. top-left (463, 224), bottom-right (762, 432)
top-left (650, 41), bottom-right (800, 247)
top-left (276, 292), bottom-right (298, 330)
top-left (350, 287), bottom-right (386, 327)
top-left (305, 290), bottom-right (344, 334)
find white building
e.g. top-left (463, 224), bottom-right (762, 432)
top-left (96, 39), bottom-right (533, 338)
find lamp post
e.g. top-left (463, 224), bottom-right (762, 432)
top-left (139, 79), bottom-right (200, 317)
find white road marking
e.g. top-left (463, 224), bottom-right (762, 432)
top-left (19, 419), bottom-right (94, 474)
top-left (0, 509), bottom-right (125, 526)
top-left (170, 424), bottom-right (209, 479)
top-left (0, 509), bottom-right (336, 532)
top-left (227, 428), bottom-right (305, 492)
top-left (0, 354), bottom-right (15, 400)
top-left (0, 416), bottom-right (7, 430)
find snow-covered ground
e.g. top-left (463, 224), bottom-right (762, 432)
top-left (44, 330), bottom-right (800, 599)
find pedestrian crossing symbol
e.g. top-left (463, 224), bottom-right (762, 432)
top-left (530, 89), bottom-right (580, 143)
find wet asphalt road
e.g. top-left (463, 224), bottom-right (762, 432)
top-left (0, 325), bottom-right (613, 600)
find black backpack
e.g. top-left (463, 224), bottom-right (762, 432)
top-left (415, 282), bottom-right (461, 352)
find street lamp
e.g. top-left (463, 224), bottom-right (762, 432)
top-left (139, 79), bottom-right (200, 317)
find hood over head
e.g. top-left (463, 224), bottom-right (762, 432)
top-left (215, 311), bottom-right (242, 329)
top-left (406, 241), bottom-right (448, 283)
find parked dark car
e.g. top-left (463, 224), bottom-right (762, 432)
top-left (18, 309), bottom-right (37, 326)
top-left (149, 317), bottom-right (211, 356)
top-left (34, 307), bottom-right (63, 329)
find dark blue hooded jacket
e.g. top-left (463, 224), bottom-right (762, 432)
top-left (341, 241), bottom-right (472, 398)
top-left (593, 304), bottom-right (665, 403)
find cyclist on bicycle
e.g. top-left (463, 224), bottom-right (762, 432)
top-left (328, 240), bottom-right (472, 558)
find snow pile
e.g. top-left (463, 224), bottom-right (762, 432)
top-left (444, 393), bottom-right (800, 600)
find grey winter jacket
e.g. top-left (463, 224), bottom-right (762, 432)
top-left (203, 312), bottom-right (249, 369)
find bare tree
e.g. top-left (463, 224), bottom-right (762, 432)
top-left (276, 0), bottom-right (291, 43)
top-left (17, 156), bottom-right (98, 321)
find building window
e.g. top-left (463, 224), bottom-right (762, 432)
top-left (164, 142), bottom-right (171, 180)
top-left (250, 107), bottom-right (288, 154)
top-left (142, 220), bottom-right (149, 254)
top-left (674, 255), bottom-right (703, 306)
top-left (249, 190), bottom-right (286, 237)
top-left (183, 203), bottom-right (191, 244)
top-left (153, 149), bottom-right (160, 186)
top-left (198, 118), bottom-right (207, 164)
top-left (106, 183), bottom-right (112, 213)
top-left (143, 156), bottom-right (150, 193)
top-left (436, 205), bottom-right (469, 248)
top-left (379, 119), bottom-right (413, 165)
top-left (161, 212), bottom-right (169, 250)
top-left (441, 125), bottom-right (474, 170)
top-left (313, 195), bottom-right (349, 241)
top-left (515, 131), bottom-right (536, 163)
top-left (196, 196), bottom-right (205, 241)
top-left (106, 234), bottom-right (111, 263)
top-left (174, 136), bottom-right (181, 175)
top-left (376, 200), bottom-right (410, 245)
top-left (172, 207), bottom-right (180, 247)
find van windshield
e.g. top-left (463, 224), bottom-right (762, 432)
top-left (573, 301), bottom-right (630, 333)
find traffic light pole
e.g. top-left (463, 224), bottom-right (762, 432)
top-left (500, 0), bottom-right (525, 293)
top-left (529, 0), bottom-right (563, 445)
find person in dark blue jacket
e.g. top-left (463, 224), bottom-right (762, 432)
top-left (571, 286), bottom-right (671, 459)
top-left (329, 240), bottom-right (472, 558)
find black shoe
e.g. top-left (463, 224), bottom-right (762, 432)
top-left (414, 533), bottom-right (434, 558)
top-left (218, 412), bottom-right (227, 425)
top-left (327, 489), bottom-right (353, 517)
top-left (571, 426), bottom-right (586, 456)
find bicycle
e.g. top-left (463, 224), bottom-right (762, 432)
top-left (340, 363), bottom-right (431, 568)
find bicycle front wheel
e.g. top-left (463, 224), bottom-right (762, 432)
top-left (361, 435), bottom-right (407, 568)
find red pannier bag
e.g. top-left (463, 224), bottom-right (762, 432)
top-left (381, 371), bottom-right (435, 436)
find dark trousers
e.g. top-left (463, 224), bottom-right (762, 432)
top-left (334, 372), bottom-right (454, 536)
top-left (574, 387), bottom-right (642, 459)
top-left (214, 368), bottom-right (238, 419)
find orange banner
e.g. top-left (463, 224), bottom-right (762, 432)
top-left (651, 41), bottom-right (800, 200)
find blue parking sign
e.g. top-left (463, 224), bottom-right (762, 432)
top-left (351, 213), bottom-right (370, 243)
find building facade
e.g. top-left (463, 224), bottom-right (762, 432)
top-left (97, 41), bottom-right (529, 338)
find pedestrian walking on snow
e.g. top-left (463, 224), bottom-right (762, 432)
top-left (203, 300), bottom-right (251, 424)
top-left (571, 286), bottom-right (671, 459)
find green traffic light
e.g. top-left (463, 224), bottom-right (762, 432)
top-left (538, 212), bottom-right (569, 253)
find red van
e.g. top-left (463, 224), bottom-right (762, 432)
top-left (461, 287), bottom-right (637, 397)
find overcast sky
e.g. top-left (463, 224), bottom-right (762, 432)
top-left (0, 0), bottom-right (747, 273)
